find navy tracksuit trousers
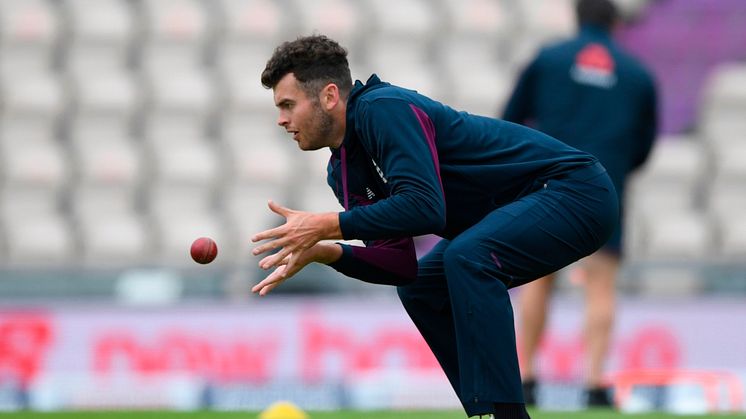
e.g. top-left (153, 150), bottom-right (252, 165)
top-left (397, 162), bottom-right (618, 417)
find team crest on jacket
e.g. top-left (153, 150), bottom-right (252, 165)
top-left (570, 43), bottom-right (617, 88)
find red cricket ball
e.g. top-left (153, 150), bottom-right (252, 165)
top-left (190, 237), bottom-right (218, 264)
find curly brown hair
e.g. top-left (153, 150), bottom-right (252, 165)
top-left (261, 35), bottom-right (353, 99)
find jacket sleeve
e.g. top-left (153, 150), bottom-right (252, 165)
top-left (327, 237), bottom-right (417, 286)
top-left (502, 58), bottom-right (538, 124)
top-left (337, 98), bottom-right (446, 241)
top-left (631, 74), bottom-right (658, 171)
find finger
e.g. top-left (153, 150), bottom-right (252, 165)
top-left (259, 247), bottom-right (293, 270)
top-left (282, 252), bottom-right (303, 278)
top-left (251, 266), bottom-right (286, 293)
top-left (267, 200), bottom-right (291, 217)
top-left (252, 277), bottom-right (281, 295)
top-left (256, 265), bottom-right (292, 296)
top-left (282, 262), bottom-right (304, 279)
top-left (252, 238), bottom-right (286, 256)
top-left (256, 280), bottom-right (279, 296)
top-left (260, 254), bottom-right (289, 268)
top-left (259, 282), bottom-right (280, 296)
top-left (251, 225), bottom-right (285, 243)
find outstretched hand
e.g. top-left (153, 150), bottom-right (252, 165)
top-left (251, 256), bottom-right (291, 296)
top-left (252, 200), bottom-right (317, 271)
top-left (251, 200), bottom-right (342, 286)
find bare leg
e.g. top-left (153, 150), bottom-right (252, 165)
top-left (582, 251), bottom-right (620, 388)
top-left (517, 273), bottom-right (557, 381)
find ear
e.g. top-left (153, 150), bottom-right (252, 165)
top-left (320, 83), bottom-right (340, 111)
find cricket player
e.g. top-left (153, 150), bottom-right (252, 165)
top-left (251, 35), bottom-right (618, 418)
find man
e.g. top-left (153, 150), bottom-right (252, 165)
top-left (502, 0), bottom-right (657, 407)
top-left (251, 35), bottom-right (618, 419)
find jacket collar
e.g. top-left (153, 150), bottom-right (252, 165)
top-left (347, 73), bottom-right (387, 110)
top-left (579, 24), bottom-right (613, 41)
top-left (335, 74), bottom-right (389, 152)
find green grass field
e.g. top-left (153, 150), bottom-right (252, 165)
top-left (1, 410), bottom-right (746, 419)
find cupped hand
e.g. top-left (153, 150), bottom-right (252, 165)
top-left (251, 200), bottom-right (341, 275)
top-left (251, 243), bottom-right (342, 296)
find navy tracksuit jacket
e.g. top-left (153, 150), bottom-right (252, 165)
top-left (325, 74), bottom-right (618, 417)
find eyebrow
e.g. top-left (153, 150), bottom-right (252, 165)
top-left (276, 98), bottom-right (294, 108)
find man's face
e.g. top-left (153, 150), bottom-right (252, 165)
top-left (273, 73), bottom-right (334, 151)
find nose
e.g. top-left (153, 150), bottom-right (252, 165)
top-left (277, 112), bottom-right (289, 127)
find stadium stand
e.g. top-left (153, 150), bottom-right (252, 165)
top-left (700, 63), bottom-right (746, 148)
top-left (361, 0), bottom-right (442, 99)
top-left (63, 0), bottom-right (135, 74)
top-left (0, 0), bottom-right (744, 299)
top-left (139, 0), bottom-right (212, 71)
top-left (698, 64), bottom-right (746, 261)
top-left (73, 187), bottom-right (150, 265)
top-left (0, 0), bottom-right (60, 76)
top-left (625, 137), bottom-right (709, 259)
top-left (290, 0), bottom-right (363, 52)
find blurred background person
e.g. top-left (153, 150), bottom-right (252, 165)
top-left (501, 0), bottom-right (658, 408)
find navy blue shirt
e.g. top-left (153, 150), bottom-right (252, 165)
top-left (328, 74), bottom-right (600, 285)
top-left (502, 26), bottom-right (657, 198)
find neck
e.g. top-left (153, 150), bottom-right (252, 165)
top-left (329, 103), bottom-right (347, 149)
top-left (581, 24), bottom-right (612, 35)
